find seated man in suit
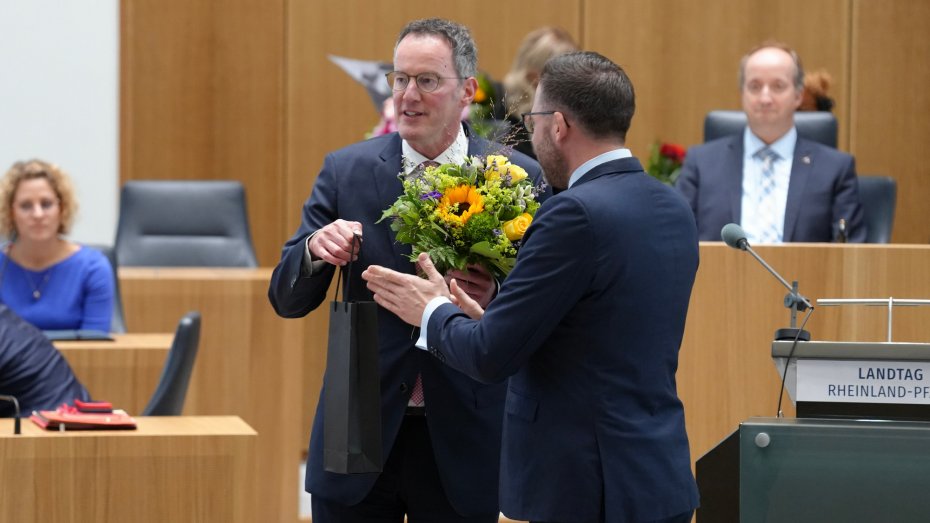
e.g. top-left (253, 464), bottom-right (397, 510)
top-left (0, 304), bottom-right (90, 417)
top-left (676, 42), bottom-right (866, 243)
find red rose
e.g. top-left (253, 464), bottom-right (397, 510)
top-left (660, 143), bottom-right (686, 164)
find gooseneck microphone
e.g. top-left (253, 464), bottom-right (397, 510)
top-left (722, 223), bottom-right (815, 417)
top-left (721, 223), bottom-right (813, 325)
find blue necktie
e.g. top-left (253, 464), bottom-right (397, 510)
top-left (756, 147), bottom-right (781, 243)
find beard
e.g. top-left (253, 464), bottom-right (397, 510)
top-left (535, 131), bottom-right (570, 190)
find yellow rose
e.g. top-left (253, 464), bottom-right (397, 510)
top-left (507, 164), bottom-right (528, 183)
top-left (484, 155), bottom-right (509, 180)
top-left (485, 155), bottom-right (528, 183)
top-left (502, 213), bottom-right (533, 240)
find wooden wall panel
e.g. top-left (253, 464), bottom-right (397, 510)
top-left (850, 0), bottom-right (930, 244)
top-left (584, 0), bottom-right (851, 157)
top-left (120, 0), bottom-right (285, 265)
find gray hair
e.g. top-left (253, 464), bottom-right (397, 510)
top-left (395, 18), bottom-right (477, 78)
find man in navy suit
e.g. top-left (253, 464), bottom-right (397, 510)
top-left (268, 18), bottom-right (544, 523)
top-left (676, 42), bottom-right (866, 243)
top-left (363, 52), bottom-right (699, 523)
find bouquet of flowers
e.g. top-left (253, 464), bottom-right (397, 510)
top-left (379, 155), bottom-right (542, 278)
top-left (645, 141), bottom-right (686, 186)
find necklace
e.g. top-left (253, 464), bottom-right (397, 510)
top-left (26, 269), bottom-right (52, 300)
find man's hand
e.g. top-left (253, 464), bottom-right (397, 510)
top-left (450, 279), bottom-right (485, 320)
top-left (309, 220), bottom-right (362, 266)
top-left (362, 253), bottom-right (450, 326)
top-left (446, 264), bottom-right (496, 308)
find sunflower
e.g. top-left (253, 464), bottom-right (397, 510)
top-left (436, 184), bottom-right (484, 226)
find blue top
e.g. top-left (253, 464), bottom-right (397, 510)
top-left (0, 246), bottom-right (114, 331)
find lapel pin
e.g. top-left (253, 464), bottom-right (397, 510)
top-left (802, 156), bottom-right (811, 164)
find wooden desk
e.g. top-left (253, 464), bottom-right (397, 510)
top-left (120, 268), bottom-right (323, 523)
top-left (0, 416), bottom-right (256, 523)
top-left (54, 333), bottom-right (172, 415)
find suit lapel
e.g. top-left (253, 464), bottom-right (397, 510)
top-left (783, 139), bottom-right (814, 242)
top-left (372, 135), bottom-right (413, 271)
top-left (726, 136), bottom-right (744, 224)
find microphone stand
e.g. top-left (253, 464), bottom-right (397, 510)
top-left (0, 395), bottom-right (21, 434)
top-left (741, 244), bottom-right (812, 341)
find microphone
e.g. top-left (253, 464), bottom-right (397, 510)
top-left (720, 223), bottom-right (813, 340)
top-left (0, 395), bottom-right (21, 434)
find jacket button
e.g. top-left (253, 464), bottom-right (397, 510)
top-left (400, 382), bottom-right (408, 393)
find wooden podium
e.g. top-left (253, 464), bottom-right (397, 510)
top-left (0, 416), bottom-right (256, 523)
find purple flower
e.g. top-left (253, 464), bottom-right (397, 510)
top-left (493, 228), bottom-right (502, 236)
top-left (420, 190), bottom-right (442, 200)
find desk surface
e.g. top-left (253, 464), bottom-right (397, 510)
top-left (0, 414), bottom-right (255, 438)
top-left (54, 332), bottom-right (174, 351)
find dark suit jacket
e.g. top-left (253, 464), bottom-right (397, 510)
top-left (0, 304), bottom-right (90, 417)
top-left (267, 129), bottom-right (544, 515)
top-left (426, 158), bottom-right (700, 522)
top-left (675, 132), bottom-right (866, 242)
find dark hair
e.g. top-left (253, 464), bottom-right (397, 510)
top-left (538, 51), bottom-right (635, 141)
top-left (395, 18), bottom-right (477, 78)
top-left (738, 41), bottom-right (804, 91)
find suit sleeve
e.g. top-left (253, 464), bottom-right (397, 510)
top-left (832, 155), bottom-right (868, 243)
top-left (426, 195), bottom-right (594, 383)
top-left (268, 154), bottom-right (340, 318)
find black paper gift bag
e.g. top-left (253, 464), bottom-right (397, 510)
top-left (323, 235), bottom-right (382, 474)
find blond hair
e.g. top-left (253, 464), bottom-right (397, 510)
top-left (0, 159), bottom-right (78, 237)
top-left (503, 27), bottom-right (578, 117)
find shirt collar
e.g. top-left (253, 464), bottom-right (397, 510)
top-left (567, 148), bottom-right (633, 188)
top-left (401, 125), bottom-right (469, 174)
top-left (744, 126), bottom-right (797, 160)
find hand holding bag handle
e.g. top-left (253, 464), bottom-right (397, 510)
top-left (323, 233), bottom-right (382, 474)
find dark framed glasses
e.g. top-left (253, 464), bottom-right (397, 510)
top-left (385, 71), bottom-right (464, 93)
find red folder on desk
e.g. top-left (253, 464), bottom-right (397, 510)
top-left (30, 404), bottom-right (137, 430)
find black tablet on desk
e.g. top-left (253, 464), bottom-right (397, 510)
top-left (43, 330), bottom-right (114, 341)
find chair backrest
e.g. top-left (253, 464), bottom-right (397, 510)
top-left (857, 175), bottom-right (897, 243)
top-left (703, 110), bottom-right (839, 148)
top-left (142, 311), bottom-right (201, 416)
top-left (115, 180), bottom-right (259, 267)
top-left (83, 244), bottom-right (127, 333)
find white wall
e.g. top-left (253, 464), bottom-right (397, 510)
top-left (0, 1), bottom-right (118, 245)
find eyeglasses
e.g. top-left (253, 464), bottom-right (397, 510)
top-left (385, 71), bottom-right (464, 93)
top-left (520, 111), bottom-right (571, 134)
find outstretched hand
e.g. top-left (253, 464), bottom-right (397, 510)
top-left (450, 279), bottom-right (485, 320)
top-left (362, 253), bottom-right (450, 326)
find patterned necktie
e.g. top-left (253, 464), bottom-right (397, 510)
top-left (406, 160), bottom-right (438, 407)
top-left (755, 147), bottom-right (781, 243)
top-left (410, 160), bottom-right (440, 178)
top-left (409, 373), bottom-right (425, 407)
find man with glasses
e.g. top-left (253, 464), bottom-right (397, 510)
top-left (676, 42), bottom-right (866, 243)
top-left (363, 51), bottom-right (700, 523)
top-left (269, 18), bottom-right (544, 523)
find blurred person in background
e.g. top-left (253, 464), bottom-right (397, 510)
top-left (0, 159), bottom-right (114, 331)
top-left (502, 26), bottom-right (578, 159)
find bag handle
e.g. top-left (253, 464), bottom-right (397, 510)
top-left (334, 233), bottom-right (361, 303)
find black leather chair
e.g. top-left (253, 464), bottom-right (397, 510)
top-left (703, 110), bottom-right (838, 148)
top-left (83, 244), bottom-right (127, 333)
top-left (142, 311), bottom-right (201, 416)
top-left (114, 180), bottom-right (258, 267)
top-left (857, 175), bottom-right (897, 243)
